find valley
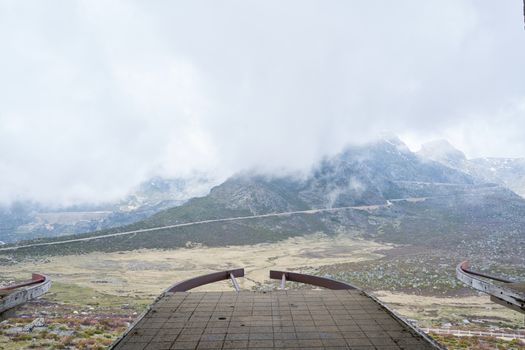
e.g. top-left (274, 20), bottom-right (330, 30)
top-left (1, 233), bottom-right (524, 349)
top-left (2, 1), bottom-right (524, 348)
top-left (0, 194), bottom-right (448, 254)
top-left (2, 138), bottom-right (525, 349)
top-left (0, 176), bottom-right (215, 244)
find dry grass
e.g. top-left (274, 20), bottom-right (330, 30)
top-left (374, 290), bottom-right (524, 328)
top-left (5, 233), bottom-right (523, 332)
top-left (3, 233), bottom-right (392, 298)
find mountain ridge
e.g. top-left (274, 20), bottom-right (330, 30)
top-left (0, 176), bottom-right (216, 244)
top-left (417, 139), bottom-right (525, 197)
top-left (4, 137), bottom-right (525, 260)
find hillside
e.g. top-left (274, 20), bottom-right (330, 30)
top-left (0, 176), bottom-right (215, 244)
top-left (3, 137), bottom-right (524, 262)
top-left (3, 137), bottom-right (525, 350)
top-left (140, 136), bottom-right (477, 224)
top-left (418, 140), bottom-right (525, 197)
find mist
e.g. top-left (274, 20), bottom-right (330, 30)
top-left (0, 0), bottom-right (524, 205)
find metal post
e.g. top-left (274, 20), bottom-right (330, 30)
top-left (230, 273), bottom-right (240, 292)
top-left (280, 273), bottom-right (286, 290)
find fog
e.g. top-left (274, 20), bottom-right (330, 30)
top-left (0, 1), bottom-right (524, 205)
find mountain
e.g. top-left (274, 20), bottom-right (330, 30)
top-left (8, 136), bottom-right (524, 258)
top-left (0, 201), bottom-right (40, 245)
top-left (418, 139), bottom-right (468, 169)
top-left (418, 140), bottom-right (525, 197)
top-left (138, 136), bottom-right (477, 226)
top-left (0, 176), bottom-right (215, 244)
top-left (468, 157), bottom-right (525, 197)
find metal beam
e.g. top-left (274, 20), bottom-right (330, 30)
top-left (280, 272), bottom-right (286, 290)
top-left (229, 273), bottom-right (240, 292)
top-left (166, 268), bottom-right (244, 292)
top-left (269, 270), bottom-right (356, 290)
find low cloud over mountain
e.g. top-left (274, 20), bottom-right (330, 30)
top-left (1, 1), bottom-right (524, 205)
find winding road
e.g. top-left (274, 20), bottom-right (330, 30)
top-left (0, 186), bottom-right (498, 252)
top-left (0, 198), bottom-right (419, 252)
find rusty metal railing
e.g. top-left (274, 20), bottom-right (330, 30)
top-left (1, 273), bottom-right (51, 314)
top-left (458, 261), bottom-right (513, 283)
top-left (457, 261), bottom-right (525, 315)
top-left (269, 270), bottom-right (357, 290)
top-left (0, 273), bottom-right (47, 291)
top-left (166, 268), bottom-right (244, 292)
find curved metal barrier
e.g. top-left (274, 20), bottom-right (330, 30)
top-left (456, 261), bottom-right (525, 314)
top-left (0, 273), bottom-right (47, 291)
top-left (269, 270), bottom-right (356, 290)
top-left (457, 261), bottom-right (512, 283)
top-left (166, 268), bottom-right (244, 292)
top-left (1, 273), bottom-right (51, 314)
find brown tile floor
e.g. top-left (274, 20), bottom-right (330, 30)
top-left (112, 290), bottom-right (440, 349)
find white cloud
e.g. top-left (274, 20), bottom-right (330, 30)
top-left (0, 0), bottom-right (524, 205)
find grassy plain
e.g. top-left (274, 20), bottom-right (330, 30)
top-left (374, 291), bottom-right (524, 328)
top-left (1, 233), bottom-right (524, 349)
top-left (2, 233), bottom-right (392, 297)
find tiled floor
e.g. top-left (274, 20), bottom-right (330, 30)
top-left (112, 290), bottom-right (440, 349)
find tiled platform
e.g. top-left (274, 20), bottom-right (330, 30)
top-left (112, 290), bottom-right (440, 349)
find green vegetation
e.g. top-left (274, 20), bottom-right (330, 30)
top-left (317, 247), bottom-right (466, 295)
top-left (3, 211), bottom-right (331, 258)
top-left (46, 282), bottom-right (149, 311)
top-left (3, 183), bottom-right (524, 268)
top-left (0, 282), bottom-right (148, 350)
top-left (1, 158), bottom-right (524, 349)
top-left (430, 333), bottom-right (525, 350)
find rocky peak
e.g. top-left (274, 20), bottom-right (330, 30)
top-left (418, 139), bottom-right (466, 167)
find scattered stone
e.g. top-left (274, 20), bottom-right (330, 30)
top-left (22, 317), bottom-right (45, 332)
top-left (4, 326), bottom-right (24, 334)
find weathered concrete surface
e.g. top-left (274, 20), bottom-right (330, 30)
top-left (112, 290), bottom-right (441, 349)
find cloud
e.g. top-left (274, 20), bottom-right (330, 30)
top-left (0, 0), bottom-right (524, 205)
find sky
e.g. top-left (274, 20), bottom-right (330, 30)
top-left (0, 1), bottom-right (524, 205)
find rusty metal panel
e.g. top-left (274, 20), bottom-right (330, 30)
top-left (269, 270), bottom-right (356, 290)
top-left (166, 268), bottom-right (244, 292)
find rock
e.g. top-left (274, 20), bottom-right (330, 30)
top-left (22, 317), bottom-right (45, 332)
top-left (5, 326), bottom-right (24, 334)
